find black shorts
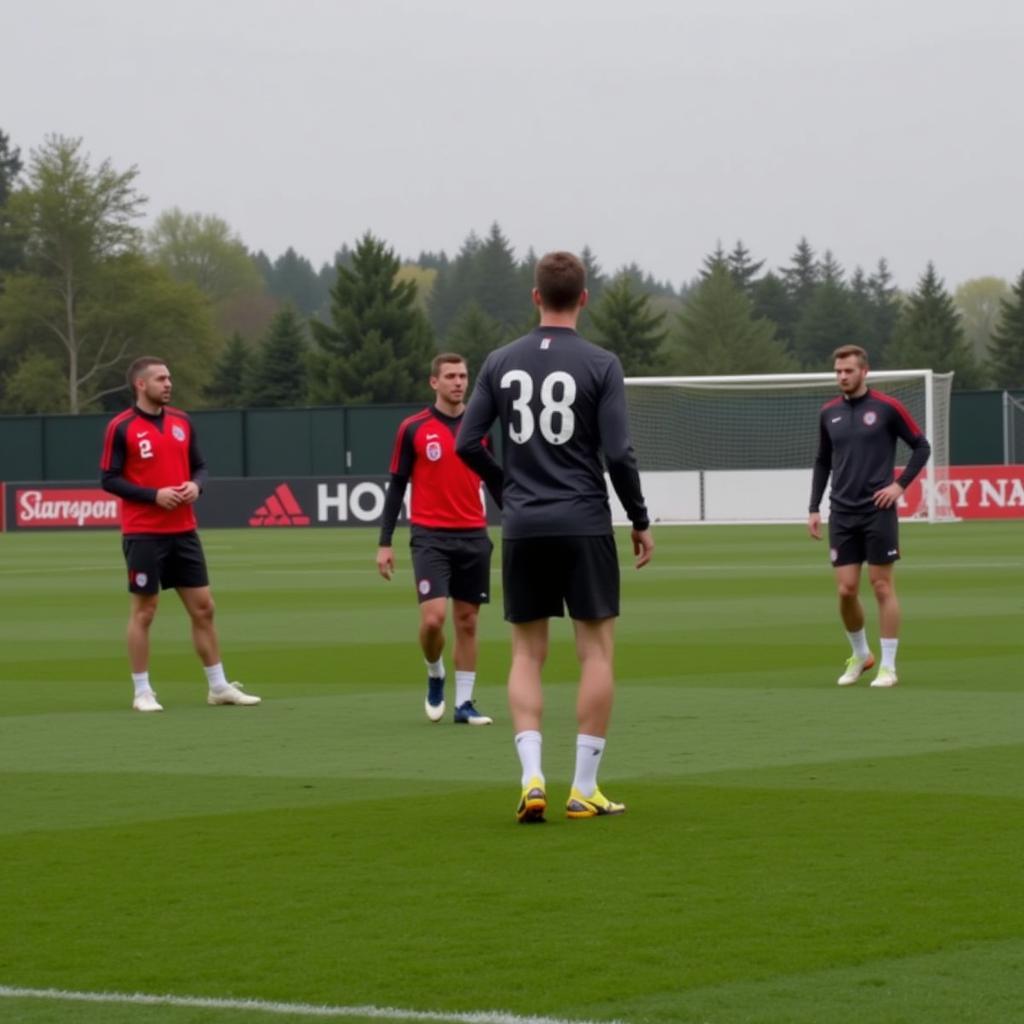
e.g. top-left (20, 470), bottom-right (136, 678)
top-left (410, 529), bottom-right (492, 605)
top-left (123, 531), bottom-right (210, 594)
top-left (828, 508), bottom-right (901, 567)
top-left (502, 534), bottom-right (620, 623)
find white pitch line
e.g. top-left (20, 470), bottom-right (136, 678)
top-left (0, 985), bottom-right (625, 1024)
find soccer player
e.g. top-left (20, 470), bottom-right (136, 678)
top-left (808, 344), bottom-right (932, 688)
top-left (100, 356), bottom-right (260, 712)
top-left (377, 353), bottom-right (498, 725)
top-left (456, 251), bottom-right (654, 823)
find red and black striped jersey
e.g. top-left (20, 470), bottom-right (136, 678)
top-left (809, 388), bottom-right (932, 513)
top-left (100, 405), bottom-right (207, 535)
top-left (378, 406), bottom-right (488, 544)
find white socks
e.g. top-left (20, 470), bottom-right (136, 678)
top-left (204, 662), bottom-right (229, 691)
top-left (515, 730), bottom-right (543, 786)
top-left (426, 657), bottom-right (444, 679)
top-left (515, 732), bottom-right (608, 794)
top-left (132, 671), bottom-right (151, 697)
top-left (846, 628), bottom-right (871, 660)
top-left (572, 734), bottom-right (606, 797)
top-left (880, 638), bottom-right (899, 671)
top-left (455, 671), bottom-right (475, 706)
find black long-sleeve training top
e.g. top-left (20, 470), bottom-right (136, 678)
top-left (456, 326), bottom-right (649, 539)
top-left (809, 388), bottom-right (932, 514)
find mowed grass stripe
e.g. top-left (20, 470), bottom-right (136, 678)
top-left (1, 783), bottom-right (1020, 1021)
top-left (1, 523), bottom-right (1021, 1023)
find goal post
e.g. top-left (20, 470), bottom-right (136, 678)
top-left (621, 370), bottom-right (954, 523)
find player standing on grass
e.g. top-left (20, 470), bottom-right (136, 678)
top-left (100, 357), bottom-right (260, 712)
top-left (377, 353), bottom-right (499, 725)
top-left (456, 251), bottom-right (654, 823)
top-left (808, 344), bottom-right (932, 688)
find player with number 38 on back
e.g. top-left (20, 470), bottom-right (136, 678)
top-left (457, 251), bottom-right (654, 824)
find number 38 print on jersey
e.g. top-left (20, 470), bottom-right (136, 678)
top-left (456, 326), bottom-right (649, 540)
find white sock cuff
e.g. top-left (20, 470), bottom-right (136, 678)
top-left (426, 658), bottom-right (445, 678)
top-left (516, 730), bottom-right (542, 746)
top-left (577, 733), bottom-right (606, 753)
top-left (204, 662), bottom-right (228, 689)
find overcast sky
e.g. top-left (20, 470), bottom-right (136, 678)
top-left (5, 0), bottom-right (1023, 290)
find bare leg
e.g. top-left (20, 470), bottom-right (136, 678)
top-left (834, 564), bottom-right (864, 632)
top-left (509, 620), bottom-right (548, 733)
top-left (418, 596), bottom-right (447, 664)
top-left (127, 593), bottom-right (159, 673)
top-left (451, 600), bottom-right (479, 672)
top-left (573, 618), bottom-right (616, 737)
top-left (176, 586), bottom-right (220, 667)
top-left (868, 563), bottom-right (901, 638)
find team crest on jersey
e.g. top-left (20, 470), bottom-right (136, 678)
top-left (172, 424), bottom-right (186, 442)
top-left (425, 441), bottom-right (442, 461)
top-left (418, 579), bottom-right (431, 595)
top-left (862, 411), bottom-right (877, 426)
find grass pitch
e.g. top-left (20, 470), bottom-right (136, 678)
top-left (0, 523), bottom-right (1022, 1024)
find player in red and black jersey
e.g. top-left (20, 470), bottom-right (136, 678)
top-left (808, 344), bottom-right (932, 689)
top-left (377, 354), bottom-right (500, 726)
top-left (100, 356), bottom-right (260, 713)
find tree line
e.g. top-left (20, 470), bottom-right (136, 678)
top-left (1, 130), bottom-right (1023, 415)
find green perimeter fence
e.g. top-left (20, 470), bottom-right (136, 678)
top-left (0, 390), bottom-right (1020, 483)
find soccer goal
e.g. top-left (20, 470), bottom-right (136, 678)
top-left (621, 370), bottom-right (955, 523)
top-left (1003, 391), bottom-right (1024, 464)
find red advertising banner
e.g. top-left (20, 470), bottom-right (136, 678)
top-left (900, 465), bottom-right (1024, 519)
top-left (13, 487), bottom-right (122, 528)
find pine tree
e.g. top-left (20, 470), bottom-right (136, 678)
top-left (726, 239), bottom-right (764, 294)
top-left (865, 258), bottom-right (902, 365)
top-left (427, 230), bottom-right (483, 337)
top-left (269, 247), bottom-right (324, 315)
top-left (888, 262), bottom-right (983, 388)
top-left (781, 237), bottom-right (820, 312)
top-left (444, 301), bottom-right (506, 377)
top-left (672, 263), bottom-right (796, 374)
top-left (0, 128), bottom-right (23, 280)
top-left (589, 274), bottom-right (668, 375)
top-left (474, 222), bottom-right (527, 328)
top-left (793, 277), bottom-right (865, 369)
top-left (750, 271), bottom-right (796, 349)
top-left (247, 306), bottom-right (309, 407)
top-left (988, 270), bottom-right (1024, 388)
top-left (203, 332), bottom-right (254, 408)
top-left (309, 232), bottom-right (435, 404)
top-left (700, 241), bottom-right (729, 280)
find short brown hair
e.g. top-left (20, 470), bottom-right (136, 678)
top-left (126, 356), bottom-right (167, 392)
top-left (431, 352), bottom-right (466, 377)
top-left (534, 251), bottom-right (586, 311)
top-left (832, 344), bottom-right (869, 367)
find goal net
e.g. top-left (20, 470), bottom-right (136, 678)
top-left (1004, 391), bottom-right (1024, 464)
top-left (622, 370), bottom-right (954, 523)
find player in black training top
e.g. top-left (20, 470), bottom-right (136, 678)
top-left (808, 344), bottom-right (931, 689)
top-left (457, 250), bottom-right (654, 824)
top-left (377, 354), bottom-right (497, 726)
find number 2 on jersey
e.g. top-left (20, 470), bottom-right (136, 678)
top-left (500, 370), bottom-right (576, 445)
